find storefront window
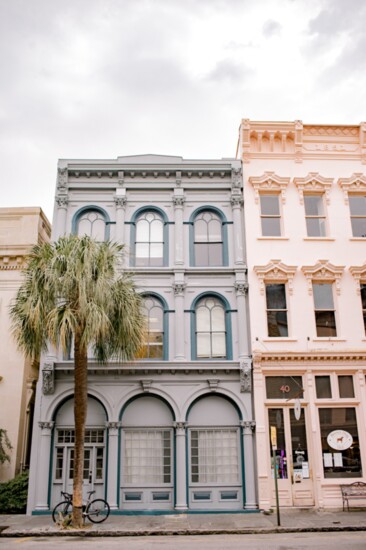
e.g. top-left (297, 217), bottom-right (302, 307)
top-left (266, 376), bottom-right (303, 399)
top-left (268, 409), bottom-right (288, 479)
top-left (290, 409), bottom-right (310, 480)
top-left (319, 408), bottom-right (361, 478)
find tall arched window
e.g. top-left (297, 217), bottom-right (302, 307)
top-left (190, 207), bottom-right (228, 266)
top-left (133, 209), bottom-right (167, 267)
top-left (192, 294), bottom-right (231, 360)
top-left (137, 295), bottom-right (168, 360)
top-left (72, 207), bottom-right (109, 241)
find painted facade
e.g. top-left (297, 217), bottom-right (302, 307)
top-left (238, 120), bottom-right (366, 509)
top-left (0, 207), bottom-right (51, 481)
top-left (27, 155), bottom-right (256, 514)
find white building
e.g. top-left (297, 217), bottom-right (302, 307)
top-left (27, 155), bottom-right (257, 514)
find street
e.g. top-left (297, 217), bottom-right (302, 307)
top-left (2, 533), bottom-right (366, 549)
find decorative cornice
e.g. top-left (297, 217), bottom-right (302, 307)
top-left (350, 263), bottom-right (366, 294)
top-left (254, 260), bottom-right (297, 295)
top-left (252, 351), bottom-right (366, 365)
top-left (301, 260), bottom-right (345, 295)
top-left (249, 172), bottom-right (290, 204)
top-left (293, 173), bottom-right (333, 205)
top-left (0, 255), bottom-right (25, 270)
top-left (338, 173), bottom-right (366, 203)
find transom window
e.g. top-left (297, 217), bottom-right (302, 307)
top-left (349, 195), bottom-right (366, 237)
top-left (190, 429), bottom-right (239, 484)
top-left (193, 210), bottom-right (223, 266)
top-left (195, 296), bottom-right (226, 358)
top-left (260, 194), bottom-right (281, 236)
top-left (265, 284), bottom-right (288, 337)
top-left (313, 283), bottom-right (337, 337)
top-left (77, 210), bottom-right (107, 240)
top-left (123, 429), bottom-right (172, 484)
top-left (135, 211), bottom-right (164, 266)
top-left (137, 296), bottom-right (164, 360)
top-left (304, 194), bottom-right (326, 237)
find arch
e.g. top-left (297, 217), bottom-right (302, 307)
top-left (190, 291), bottom-right (233, 360)
top-left (186, 392), bottom-right (243, 423)
top-left (51, 392), bottom-right (109, 423)
top-left (137, 292), bottom-right (169, 361)
top-left (71, 205), bottom-right (111, 240)
top-left (129, 206), bottom-right (169, 267)
top-left (183, 388), bottom-right (246, 422)
top-left (189, 206), bottom-right (228, 266)
top-left (119, 392), bottom-right (176, 423)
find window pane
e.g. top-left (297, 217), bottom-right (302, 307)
top-left (150, 243), bottom-right (163, 260)
top-left (266, 284), bottom-right (287, 309)
top-left (135, 243), bottom-right (149, 265)
top-left (265, 376), bottom-right (303, 399)
top-left (350, 218), bottom-right (366, 238)
top-left (313, 284), bottom-right (334, 309)
top-left (124, 430), bottom-right (171, 484)
top-left (208, 243), bottom-right (223, 266)
top-left (268, 409), bottom-right (288, 479)
top-left (136, 219), bottom-right (150, 242)
top-left (315, 376), bottom-right (332, 398)
top-left (267, 311), bottom-right (288, 337)
top-left (194, 244), bottom-right (209, 266)
top-left (211, 333), bottom-right (226, 357)
top-left (261, 217), bottom-right (281, 237)
top-left (208, 218), bottom-right (222, 242)
top-left (194, 219), bottom-right (208, 242)
top-left (306, 218), bottom-right (326, 237)
top-left (91, 218), bottom-right (106, 241)
top-left (260, 195), bottom-right (280, 215)
top-left (349, 195), bottom-right (366, 215)
top-left (197, 333), bottom-right (211, 357)
top-left (196, 306), bottom-right (210, 331)
top-left (150, 219), bottom-right (163, 241)
top-left (190, 429), bottom-right (239, 484)
top-left (290, 409), bottom-right (309, 471)
top-left (211, 305), bottom-right (225, 330)
top-left (304, 195), bottom-right (324, 215)
top-left (338, 376), bottom-right (354, 398)
top-left (315, 311), bottom-right (337, 336)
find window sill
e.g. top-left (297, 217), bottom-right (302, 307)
top-left (350, 237), bottom-right (366, 241)
top-left (312, 338), bottom-right (346, 342)
top-left (257, 237), bottom-right (289, 240)
top-left (303, 237), bottom-right (335, 241)
top-left (262, 338), bottom-right (298, 342)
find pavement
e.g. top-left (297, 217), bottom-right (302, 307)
top-left (1, 508), bottom-right (366, 537)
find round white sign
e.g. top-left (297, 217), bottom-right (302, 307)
top-left (294, 399), bottom-right (301, 421)
top-left (327, 430), bottom-right (353, 451)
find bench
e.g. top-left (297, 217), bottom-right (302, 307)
top-left (340, 482), bottom-right (366, 511)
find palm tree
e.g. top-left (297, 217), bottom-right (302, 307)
top-left (10, 235), bottom-right (145, 528)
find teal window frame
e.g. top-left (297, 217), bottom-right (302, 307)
top-left (71, 205), bottom-right (110, 240)
top-left (189, 206), bottom-right (229, 266)
top-left (139, 292), bottom-right (169, 361)
top-left (130, 206), bottom-right (169, 267)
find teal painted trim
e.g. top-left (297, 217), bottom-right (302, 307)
top-left (109, 509), bottom-right (259, 515)
top-left (51, 394), bottom-right (109, 422)
top-left (32, 510), bottom-right (52, 515)
top-left (140, 292), bottom-right (169, 361)
top-left (47, 428), bottom-right (55, 508)
top-left (173, 429), bottom-right (177, 507)
top-left (71, 205), bottom-right (111, 240)
top-left (119, 393), bottom-right (176, 422)
top-left (129, 206), bottom-right (169, 267)
top-left (190, 291), bottom-right (233, 361)
top-left (240, 425), bottom-right (246, 508)
top-left (188, 206), bottom-right (229, 267)
top-left (185, 393), bottom-right (243, 422)
top-left (185, 428), bottom-right (189, 509)
top-left (117, 426), bottom-right (121, 509)
top-left (105, 427), bottom-right (109, 502)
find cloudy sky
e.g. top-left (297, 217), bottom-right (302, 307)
top-left (1, 0), bottom-right (365, 221)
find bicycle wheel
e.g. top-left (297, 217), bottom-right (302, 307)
top-left (52, 500), bottom-right (72, 523)
top-left (86, 498), bottom-right (110, 523)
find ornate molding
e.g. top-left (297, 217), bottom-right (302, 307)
top-left (105, 421), bottom-right (122, 430)
top-left (38, 421), bottom-right (54, 431)
top-left (293, 173), bottom-right (333, 205)
top-left (114, 196), bottom-right (127, 208)
top-left (173, 283), bottom-right (185, 296)
top-left (207, 379), bottom-right (220, 392)
top-left (140, 380), bottom-right (153, 392)
top-left (174, 421), bottom-right (187, 434)
top-left (249, 172), bottom-right (290, 204)
top-left (253, 351), bottom-right (366, 364)
top-left (240, 358), bottom-right (252, 393)
top-left (173, 195), bottom-right (186, 207)
top-left (42, 363), bottom-right (55, 395)
top-left (235, 282), bottom-right (248, 296)
top-left (0, 255), bottom-right (24, 270)
top-left (302, 260), bottom-right (345, 295)
top-left (240, 420), bottom-right (256, 433)
top-left (350, 263), bottom-right (366, 295)
top-left (230, 194), bottom-right (243, 207)
top-left (55, 195), bottom-right (69, 208)
top-left (231, 167), bottom-right (242, 188)
top-left (338, 173), bottom-right (366, 203)
top-left (254, 260), bottom-right (297, 295)
top-left (57, 167), bottom-right (68, 188)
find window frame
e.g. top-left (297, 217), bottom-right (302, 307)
top-left (130, 207), bottom-right (169, 267)
top-left (348, 194), bottom-right (366, 238)
top-left (71, 205), bottom-right (110, 240)
top-left (303, 193), bottom-right (327, 237)
top-left (259, 193), bottom-right (282, 237)
top-left (137, 293), bottom-right (169, 361)
top-left (189, 206), bottom-right (228, 267)
top-left (265, 283), bottom-right (289, 337)
top-left (312, 282), bottom-right (337, 337)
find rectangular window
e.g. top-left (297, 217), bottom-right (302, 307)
top-left (260, 194), bottom-right (281, 236)
top-left (315, 376), bottom-right (332, 398)
top-left (338, 376), bottom-right (354, 398)
top-left (361, 284), bottom-right (366, 334)
top-left (265, 284), bottom-right (288, 337)
top-left (349, 195), bottom-right (366, 237)
top-left (123, 430), bottom-right (172, 484)
top-left (319, 408), bottom-right (361, 478)
top-left (55, 448), bottom-right (64, 480)
top-left (190, 429), bottom-right (239, 484)
top-left (266, 376), bottom-right (303, 399)
top-left (313, 283), bottom-right (337, 337)
top-left (304, 194), bottom-right (326, 237)
top-left (268, 409), bottom-right (288, 479)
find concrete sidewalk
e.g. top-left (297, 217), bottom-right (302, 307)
top-left (1, 509), bottom-right (366, 537)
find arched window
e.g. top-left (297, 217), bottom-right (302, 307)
top-left (190, 207), bottom-right (228, 266)
top-left (132, 209), bottom-right (168, 267)
top-left (192, 294), bottom-right (232, 360)
top-left (72, 207), bottom-right (110, 241)
top-left (136, 295), bottom-right (168, 360)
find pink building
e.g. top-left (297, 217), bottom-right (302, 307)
top-left (238, 120), bottom-right (366, 509)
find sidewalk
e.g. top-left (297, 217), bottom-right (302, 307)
top-left (1, 508), bottom-right (366, 537)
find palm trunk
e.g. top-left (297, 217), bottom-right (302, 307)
top-left (72, 329), bottom-right (88, 528)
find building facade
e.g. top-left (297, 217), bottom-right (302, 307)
top-left (238, 120), bottom-right (366, 509)
top-left (27, 155), bottom-right (256, 514)
top-left (0, 207), bottom-right (51, 481)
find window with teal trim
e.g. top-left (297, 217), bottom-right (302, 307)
top-left (193, 210), bottom-right (223, 266)
top-left (195, 296), bottom-right (226, 358)
top-left (136, 296), bottom-right (165, 359)
top-left (135, 211), bottom-right (164, 266)
top-left (76, 209), bottom-right (107, 240)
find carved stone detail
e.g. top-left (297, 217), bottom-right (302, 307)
top-left (42, 363), bottom-right (55, 395)
top-left (39, 421), bottom-right (55, 431)
top-left (174, 421), bottom-right (187, 434)
top-left (173, 283), bottom-right (185, 296)
top-left (140, 380), bottom-right (153, 392)
top-left (235, 282), bottom-right (248, 296)
top-left (105, 421), bottom-right (122, 430)
top-left (57, 167), bottom-right (68, 188)
top-left (249, 172), bottom-right (290, 204)
top-left (240, 420), bottom-right (256, 433)
top-left (114, 196), bottom-right (127, 208)
top-left (254, 260), bottom-right (297, 295)
top-left (338, 173), bottom-right (366, 203)
top-left (350, 264), bottom-right (366, 295)
top-left (302, 260), bottom-right (345, 295)
top-left (176, 171), bottom-right (182, 186)
top-left (173, 196), bottom-right (186, 207)
top-left (240, 358), bottom-right (252, 393)
top-left (294, 173), bottom-right (333, 205)
top-left (55, 195), bottom-right (68, 208)
top-left (231, 167), bottom-right (242, 188)
top-left (230, 195), bottom-right (243, 207)
top-left (207, 379), bottom-right (220, 392)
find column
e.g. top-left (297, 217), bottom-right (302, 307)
top-left (230, 195), bottom-right (244, 265)
top-left (173, 282), bottom-right (185, 360)
top-left (35, 421), bottom-right (54, 510)
top-left (240, 420), bottom-right (257, 510)
top-left (55, 196), bottom-right (68, 238)
top-left (114, 194), bottom-right (127, 244)
top-left (105, 422), bottom-right (120, 510)
top-left (174, 421), bottom-right (188, 510)
top-left (235, 282), bottom-right (249, 358)
top-left (173, 194), bottom-right (185, 265)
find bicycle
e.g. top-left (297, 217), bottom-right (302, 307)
top-left (52, 490), bottom-right (110, 524)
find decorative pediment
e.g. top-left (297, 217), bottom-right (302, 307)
top-left (249, 172), bottom-right (290, 204)
top-left (254, 260), bottom-right (297, 295)
top-left (293, 172), bottom-right (333, 204)
top-left (301, 260), bottom-right (345, 295)
top-left (350, 263), bottom-right (366, 295)
top-left (338, 173), bottom-right (366, 203)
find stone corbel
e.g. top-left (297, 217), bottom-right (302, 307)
top-left (42, 363), bottom-right (55, 395)
top-left (235, 282), bottom-right (248, 296)
top-left (173, 196), bottom-right (186, 207)
top-left (207, 379), bottom-right (220, 392)
top-left (173, 283), bottom-right (185, 296)
top-left (240, 358), bottom-right (252, 393)
top-left (140, 380), bottom-right (153, 392)
top-left (55, 195), bottom-right (68, 208)
top-left (114, 196), bottom-right (127, 208)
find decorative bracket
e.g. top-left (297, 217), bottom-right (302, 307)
top-left (42, 362), bottom-right (55, 395)
top-left (240, 358), bottom-right (252, 393)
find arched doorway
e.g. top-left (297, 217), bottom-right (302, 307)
top-left (120, 395), bottom-right (174, 510)
top-left (187, 394), bottom-right (243, 510)
top-left (51, 396), bottom-right (107, 506)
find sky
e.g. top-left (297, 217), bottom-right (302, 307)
top-left (1, 0), bottom-right (365, 222)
